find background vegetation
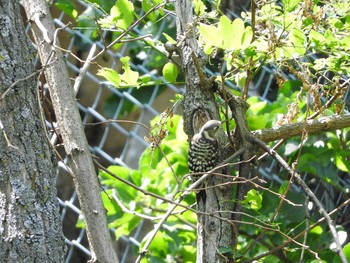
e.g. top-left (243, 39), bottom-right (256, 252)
top-left (49, 0), bottom-right (350, 262)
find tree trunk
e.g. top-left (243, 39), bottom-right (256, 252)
top-left (22, 0), bottom-right (119, 262)
top-left (175, 1), bottom-right (235, 262)
top-left (0, 0), bottom-right (66, 262)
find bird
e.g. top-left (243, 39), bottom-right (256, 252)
top-left (188, 119), bottom-right (221, 204)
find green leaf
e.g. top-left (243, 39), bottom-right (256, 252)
top-left (111, 213), bottom-right (141, 239)
top-left (55, 0), bottom-right (78, 18)
top-left (281, 0), bottom-right (301, 12)
top-left (340, 36), bottom-right (350, 50)
top-left (102, 190), bottom-right (119, 215)
top-left (163, 33), bottom-right (177, 45)
top-left (193, 0), bottom-right (206, 15)
top-left (343, 242), bottom-right (350, 263)
top-left (242, 189), bottom-right (263, 210)
top-left (290, 28), bottom-right (306, 55)
top-left (110, 0), bottom-right (134, 30)
top-left (97, 67), bottom-right (121, 87)
top-left (162, 62), bottom-right (178, 82)
top-left (198, 24), bottom-right (221, 48)
top-left (218, 15), bottom-right (236, 49)
top-left (310, 225), bottom-right (323, 235)
top-left (142, 0), bottom-right (160, 21)
top-left (230, 18), bottom-right (246, 49)
top-left (335, 151), bottom-right (350, 172)
top-left (141, 230), bottom-right (176, 258)
top-left (182, 245), bottom-right (196, 262)
top-left (220, 17), bottom-right (246, 50)
top-left (313, 58), bottom-right (328, 71)
top-left (324, 29), bottom-right (338, 47)
top-left (100, 166), bottom-right (141, 202)
top-left (120, 56), bottom-right (139, 87)
top-left (309, 30), bottom-right (326, 47)
top-left (242, 26), bottom-right (253, 49)
top-left (329, 18), bottom-right (343, 29)
top-left (247, 97), bottom-right (268, 113)
top-left (200, 16), bottom-right (251, 51)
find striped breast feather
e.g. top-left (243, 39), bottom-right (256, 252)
top-left (188, 138), bottom-right (218, 173)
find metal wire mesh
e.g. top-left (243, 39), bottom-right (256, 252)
top-left (27, 1), bottom-right (350, 262)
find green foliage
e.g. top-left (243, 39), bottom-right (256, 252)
top-left (98, 0), bottom-right (134, 30)
top-left (56, 0), bottom-right (350, 261)
top-left (162, 62), bottom-right (178, 82)
top-left (198, 15), bottom-right (252, 55)
top-left (196, 0), bottom-right (350, 121)
top-left (99, 115), bottom-right (196, 260)
top-left (55, 0), bottom-right (78, 18)
top-left (242, 189), bottom-right (263, 211)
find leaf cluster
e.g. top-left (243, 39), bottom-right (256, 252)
top-left (98, 115), bottom-right (196, 262)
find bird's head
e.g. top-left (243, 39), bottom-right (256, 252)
top-left (200, 120), bottom-right (221, 141)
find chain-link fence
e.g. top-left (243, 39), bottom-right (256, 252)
top-left (27, 1), bottom-right (350, 262)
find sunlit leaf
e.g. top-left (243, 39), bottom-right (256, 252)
top-left (97, 67), bottom-right (121, 87)
top-left (343, 242), bottom-right (350, 263)
top-left (241, 26), bottom-right (253, 49)
top-left (309, 30), bottom-right (326, 47)
top-left (55, 0), bottom-right (78, 18)
top-left (230, 18), bottom-right (246, 49)
top-left (120, 56), bottom-right (139, 87)
top-left (218, 15), bottom-right (236, 49)
top-left (340, 36), bottom-right (350, 50)
top-left (324, 29), bottom-right (338, 47)
top-left (193, 0), bottom-right (206, 15)
top-left (142, 0), bottom-right (160, 21)
top-left (162, 62), bottom-right (178, 82)
top-left (110, 0), bottom-right (134, 30)
top-left (198, 24), bottom-right (221, 47)
top-left (335, 152), bottom-right (350, 172)
top-left (281, 0), bottom-right (301, 12)
top-left (163, 33), bottom-right (176, 44)
top-left (290, 28), bottom-right (306, 55)
top-left (111, 213), bottom-right (141, 239)
top-left (242, 189), bottom-right (263, 210)
top-left (310, 225), bottom-right (323, 235)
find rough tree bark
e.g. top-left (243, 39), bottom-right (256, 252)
top-left (0, 0), bottom-right (65, 261)
top-left (22, 0), bottom-right (119, 262)
top-left (175, 1), bottom-right (235, 262)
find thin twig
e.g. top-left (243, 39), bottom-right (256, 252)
top-left (243, 198), bottom-right (350, 263)
top-left (219, 65), bottom-right (235, 146)
top-left (300, 195), bottom-right (310, 262)
top-left (242, 0), bottom-right (256, 100)
top-left (92, 2), bottom-right (166, 61)
top-left (1, 71), bottom-right (39, 100)
top-left (251, 136), bottom-right (348, 263)
top-left (32, 12), bottom-right (52, 44)
top-left (191, 52), bottom-right (207, 88)
top-left (96, 162), bottom-right (193, 212)
top-left (111, 189), bottom-right (159, 221)
top-left (136, 148), bottom-right (245, 261)
top-left (85, 119), bottom-right (180, 183)
top-left (73, 43), bottom-right (97, 95)
top-left (307, 77), bottom-right (350, 120)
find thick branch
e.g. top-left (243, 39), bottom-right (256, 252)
top-left (175, 1), bottom-right (234, 262)
top-left (22, 1), bottom-right (118, 262)
top-left (252, 114), bottom-right (350, 143)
